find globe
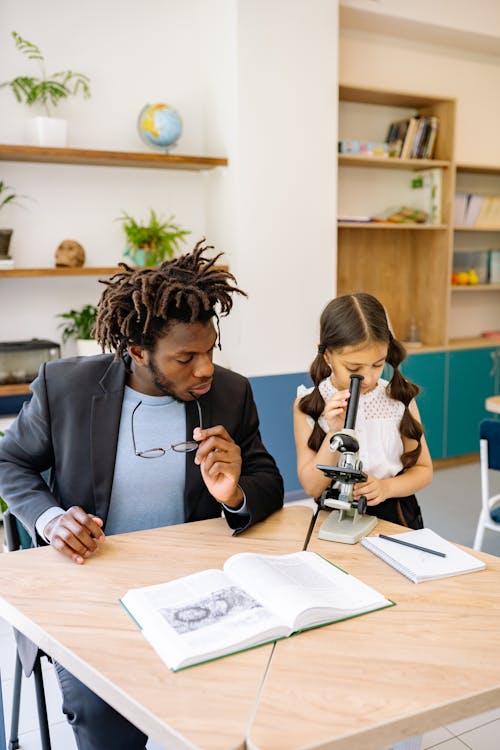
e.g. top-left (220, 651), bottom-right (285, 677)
top-left (138, 103), bottom-right (183, 151)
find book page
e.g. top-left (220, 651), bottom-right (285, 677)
top-left (121, 568), bottom-right (288, 670)
top-left (224, 551), bottom-right (389, 631)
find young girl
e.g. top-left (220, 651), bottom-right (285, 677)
top-left (294, 292), bottom-right (433, 528)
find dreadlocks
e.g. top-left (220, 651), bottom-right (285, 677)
top-left (95, 240), bottom-right (246, 361)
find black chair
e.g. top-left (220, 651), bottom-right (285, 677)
top-left (3, 509), bottom-right (52, 750)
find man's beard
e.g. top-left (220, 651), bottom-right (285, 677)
top-left (147, 353), bottom-right (185, 402)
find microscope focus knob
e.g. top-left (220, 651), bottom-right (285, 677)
top-left (352, 495), bottom-right (368, 515)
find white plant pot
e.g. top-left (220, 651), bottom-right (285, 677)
top-left (76, 339), bottom-right (102, 357)
top-left (25, 116), bottom-right (67, 147)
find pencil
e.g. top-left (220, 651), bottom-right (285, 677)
top-left (378, 534), bottom-right (447, 558)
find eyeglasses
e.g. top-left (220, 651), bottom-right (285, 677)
top-left (131, 399), bottom-right (202, 459)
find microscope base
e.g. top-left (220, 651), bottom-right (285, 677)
top-left (318, 509), bottom-right (378, 544)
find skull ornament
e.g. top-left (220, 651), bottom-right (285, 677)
top-left (55, 239), bottom-right (85, 268)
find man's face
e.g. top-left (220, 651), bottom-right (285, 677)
top-left (129, 320), bottom-right (217, 401)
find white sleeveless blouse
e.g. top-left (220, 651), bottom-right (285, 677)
top-left (297, 377), bottom-right (404, 479)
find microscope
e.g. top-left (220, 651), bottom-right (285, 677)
top-left (316, 374), bottom-right (378, 544)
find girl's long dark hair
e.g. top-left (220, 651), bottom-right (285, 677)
top-left (298, 293), bottom-right (423, 469)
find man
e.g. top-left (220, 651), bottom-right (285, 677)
top-left (0, 242), bottom-right (284, 749)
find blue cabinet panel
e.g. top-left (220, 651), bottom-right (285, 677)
top-left (446, 347), bottom-right (497, 456)
top-left (401, 352), bottom-right (446, 460)
top-left (249, 372), bottom-right (310, 494)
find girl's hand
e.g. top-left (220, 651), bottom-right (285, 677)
top-left (323, 390), bottom-right (350, 434)
top-left (353, 476), bottom-right (390, 507)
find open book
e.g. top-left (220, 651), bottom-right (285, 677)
top-left (361, 528), bottom-right (486, 583)
top-left (120, 550), bottom-right (393, 671)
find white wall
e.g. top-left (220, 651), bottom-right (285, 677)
top-left (228, 0), bottom-right (338, 375)
top-left (0, 0), bottom-right (209, 354)
top-left (0, 0), bottom-right (339, 376)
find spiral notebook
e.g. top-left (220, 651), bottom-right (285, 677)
top-left (361, 528), bottom-right (486, 583)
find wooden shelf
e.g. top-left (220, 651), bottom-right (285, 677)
top-left (456, 163), bottom-right (500, 176)
top-left (0, 144), bottom-right (228, 171)
top-left (0, 266), bottom-right (123, 278)
top-left (338, 222), bottom-right (447, 230)
top-left (339, 85), bottom-right (454, 108)
top-left (454, 225), bottom-right (500, 232)
top-left (0, 383), bottom-right (31, 396)
top-left (0, 264), bottom-right (228, 278)
top-left (338, 155), bottom-right (450, 170)
top-left (448, 336), bottom-right (500, 349)
top-left (400, 337), bottom-right (500, 354)
top-left (451, 284), bottom-right (500, 292)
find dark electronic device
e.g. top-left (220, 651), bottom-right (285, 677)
top-left (0, 339), bottom-right (60, 385)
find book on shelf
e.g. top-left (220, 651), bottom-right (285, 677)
top-left (386, 115), bottom-right (439, 160)
top-left (361, 528), bottom-right (486, 584)
top-left (400, 116), bottom-right (420, 159)
top-left (410, 168), bottom-right (442, 225)
top-left (475, 195), bottom-right (498, 227)
top-left (409, 117), bottom-right (428, 159)
top-left (454, 192), bottom-right (469, 225)
top-left (120, 550), bottom-right (393, 671)
top-left (490, 250), bottom-right (500, 283)
top-left (337, 215), bottom-right (373, 223)
top-left (385, 118), bottom-right (410, 157)
top-left (454, 193), bottom-right (500, 227)
top-left (338, 140), bottom-right (388, 156)
top-left (422, 115), bottom-right (439, 159)
top-left (464, 194), bottom-right (484, 226)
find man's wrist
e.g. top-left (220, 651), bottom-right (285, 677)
top-left (223, 485), bottom-right (245, 510)
top-left (35, 507), bottom-right (65, 543)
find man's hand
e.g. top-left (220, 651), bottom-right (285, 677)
top-left (193, 425), bottom-right (243, 508)
top-left (44, 506), bottom-right (105, 564)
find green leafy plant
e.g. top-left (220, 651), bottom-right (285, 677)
top-left (0, 31), bottom-right (91, 116)
top-left (0, 181), bottom-right (21, 214)
top-left (57, 304), bottom-right (98, 342)
top-left (117, 209), bottom-right (190, 267)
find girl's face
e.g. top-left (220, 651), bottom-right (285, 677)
top-left (324, 341), bottom-right (388, 394)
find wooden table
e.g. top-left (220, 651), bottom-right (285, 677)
top-left (248, 511), bottom-right (500, 750)
top-left (1, 505), bottom-right (500, 750)
top-left (486, 394), bottom-right (500, 414)
top-left (0, 506), bottom-right (313, 750)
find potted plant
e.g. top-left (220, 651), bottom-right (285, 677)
top-left (0, 180), bottom-right (26, 265)
top-left (0, 31), bottom-right (91, 147)
top-left (117, 209), bottom-right (190, 267)
top-left (57, 303), bottom-right (101, 356)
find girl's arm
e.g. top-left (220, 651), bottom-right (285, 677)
top-left (293, 391), bottom-right (349, 499)
top-left (353, 399), bottom-right (433, 506)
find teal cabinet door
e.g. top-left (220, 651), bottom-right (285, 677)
top-left (446, 347), bottom-right (497, 456)
top-left (401, 352), bottom-right (446, 460)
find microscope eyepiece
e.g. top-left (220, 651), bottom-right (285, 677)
top-left (344, 374), bottom-right (363, 431)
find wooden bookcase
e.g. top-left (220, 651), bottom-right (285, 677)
top-left (337, 85), bottom-right (455, 348)
top-left (451, 163), bottom-right (500, 342)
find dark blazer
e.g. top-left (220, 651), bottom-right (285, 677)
top-left (0, 354), bottom-right (284, 673)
